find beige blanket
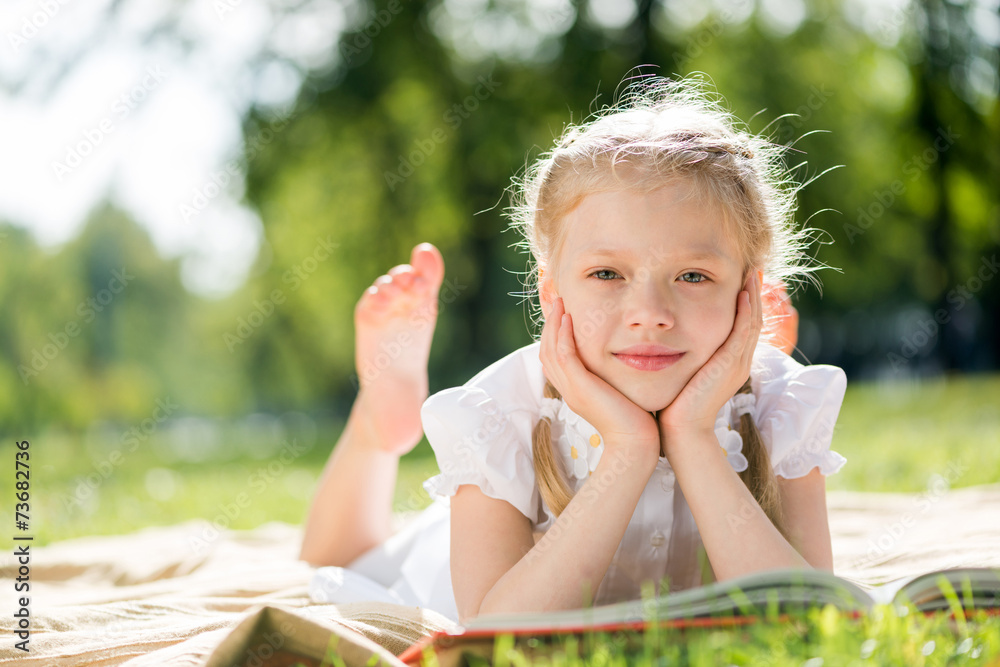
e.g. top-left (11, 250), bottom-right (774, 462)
top-left (2, 484), bottom-right (999, 666)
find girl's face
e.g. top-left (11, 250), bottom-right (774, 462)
top-left (540, 181), bottom-right (748, 413)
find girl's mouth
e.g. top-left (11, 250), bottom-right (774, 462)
top-left (613, 352), bottom-right (685, 371)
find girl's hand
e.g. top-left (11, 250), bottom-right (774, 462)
top-left (657, 270), bottom-right (763, 454)
top-left (540, 297), bottom-right (661, 465)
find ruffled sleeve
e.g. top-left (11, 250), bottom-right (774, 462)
top-left (420, 386), bottom-right (543, 526)
top-left (755, 353), bottom-right (848, 480)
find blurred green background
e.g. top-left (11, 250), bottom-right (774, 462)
top-left (2, 0), bottom-right (998, 543)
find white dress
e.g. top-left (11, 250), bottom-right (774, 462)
top-left (310, 341), bottom-right (848, 624)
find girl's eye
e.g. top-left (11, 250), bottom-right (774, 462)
top-left (591, 269), bottom-right (621, 281)
top-left (679, 272), bottom-right (708, 283)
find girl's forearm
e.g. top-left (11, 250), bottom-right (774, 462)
top-left (299, 393), bottom-right (399, 566)
top-left (477, 444), bottom-right (658, 617)
top-left (664, 429), bottom-right (809, 581)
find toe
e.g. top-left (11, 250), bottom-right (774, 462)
top-left (362, 276), bottom-right (398, 306)
top-left (373, 276), bottom-right (401, 300)
top-left (387, 264), bottom-right (416, 289)
top-left (411, 243), bottom-right (445, 289)
top-left (355, 284), bottom-right (387, 319)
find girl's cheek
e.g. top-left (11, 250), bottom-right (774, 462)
top-left (700, 302), bottom-right (737, 342)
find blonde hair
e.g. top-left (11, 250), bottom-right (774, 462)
top-left (511, 76), bottom-right (830, 540)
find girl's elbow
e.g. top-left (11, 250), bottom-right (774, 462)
top-left (454, 578), bottom-right (492, 624)
top-left (809, 556), bottom-right (835, 573)
top-left (298, 542), bottom-right (328, 567)
top-left (464, 585), bottom-right (506, 623)
top-left (456, 598), bottom-right (482, 626)
top-left (298, 539), bottom-right (318, 565)
top-left (468, 584), bottom-right (515, 621)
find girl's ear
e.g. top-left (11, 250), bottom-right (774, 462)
top-left (538, 267), bottom-right (558, 318)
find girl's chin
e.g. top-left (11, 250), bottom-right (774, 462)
top-left (620, 387), bottom-right (681, 414)
top-left (636, 398), bottom-right (675, 414)
top-left (593, 368), bottom-right (685, 414)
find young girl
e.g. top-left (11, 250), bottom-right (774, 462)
top-left (303, 77), bottom-right (844, 625)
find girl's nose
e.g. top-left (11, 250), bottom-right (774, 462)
top-left (624, 278), bottom-right (675, 329)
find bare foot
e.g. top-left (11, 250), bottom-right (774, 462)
top-left (354, 243), bottom-right (446, 455)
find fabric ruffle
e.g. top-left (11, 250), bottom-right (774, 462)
top-left (714, 417), bottom-right (749, 472)
top-left (715, 391), bottom-right (756, 472)
top-left (420, 386), bottom-right (542, 525)
top-left (553, 399), bottom-right (604, 481)
top-left (556, 401), bottom-right (604, 485)
top-left (756, 360), bottom-right (848, 480)
top-left (773, 447), bottom-right (847, 479)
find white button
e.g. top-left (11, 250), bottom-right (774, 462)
top-left (650, 530), bottom-right (666, 547)
top-left (660, 474), bottom-right (674, 492)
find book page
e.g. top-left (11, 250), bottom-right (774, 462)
top-left (465, 568), bottom-right (876, 632)
top-left (838, 568), bottom-right (1000, 610)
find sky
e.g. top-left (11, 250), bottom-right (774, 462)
top-left (1, 0), bottom-right (346, 298)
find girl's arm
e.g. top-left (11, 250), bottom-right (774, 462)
top-left (661, 426), bottom-right (815, 582)
top-left (450, 446), bottom-right (659, 623)
top-left (776, 468), bottom-right (834, 570)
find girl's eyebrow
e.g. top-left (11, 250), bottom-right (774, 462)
top-left (576, 247), bottom-right (638, 260)
top-left (577, 246), bottom-right (727, 263)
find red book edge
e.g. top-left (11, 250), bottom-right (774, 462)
top-left (397, 612), bottom-right (801, 665)
top-left (398, 606), bottom-right (1000, 665)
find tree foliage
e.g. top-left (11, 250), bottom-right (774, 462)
top-left (5, 0), bottom-right (997, 430)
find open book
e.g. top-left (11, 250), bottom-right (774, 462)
top-left (398, 566), bottom-right (1000, 666)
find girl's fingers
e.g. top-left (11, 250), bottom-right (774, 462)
top-left (727, 282), bottom-right (752, 355)
top-left (737, 299), bottom-right (751, 370)
top-left (541, 299), bottom-right (563, 359)
top-left (549, 301), bottom-right (584, 377)
top-left (539, 298), bottom-right (567, 387)
top-left (557, 312), bottom-right (575, 357)
top-left (539, 299), bottom-right (595, 398)
top-left (716, 272), bottom-right (758, 388)
top-left (554, 310), bottom-right (593, 386)
top-left (739, 272), bottom-right (757, 369)
top-left (746, 270), bottom-right (763, 366)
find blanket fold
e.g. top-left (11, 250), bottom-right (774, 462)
top-left (2, 484), bottom-right (998, 666)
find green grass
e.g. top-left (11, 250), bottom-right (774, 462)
top-left (438, 605), bottom-right (1000, 667)
top-left (827, 372), bottom-right (1000, 493)
top-left (5, 425), bottom-right (443, 547)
